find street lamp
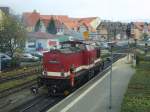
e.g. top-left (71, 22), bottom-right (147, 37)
top-left (126, 23), bottom-right (131, 62)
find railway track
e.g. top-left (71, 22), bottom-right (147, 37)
top-left (0, 79), bottom-right (37, 98)
top-left (0, 69), bottom-right (42, 98)
top-left (11, 53), bottom-right (126, 112)
top-left (0, 68), bottom-right (42, 84)
top-left (0, 72), bottom-right (40, 84)
top-left (12, 95), bottom-right (62, 112)
top-left (2, 61), bottom-right (42, 72)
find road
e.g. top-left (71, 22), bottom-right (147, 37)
top-left (48, 57), bottom-right (135, 112)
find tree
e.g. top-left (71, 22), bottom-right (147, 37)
top-left (0, 14), bottom-right (26, 57)
top-left (34, 19), bottom-right (41, 32)
top-left (46, 17), bottom-right (57, 34)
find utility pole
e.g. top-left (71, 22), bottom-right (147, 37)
top-left (144, 43), bottom-right (148, 55)
top-left (108, 24), bottom-right (116, 110)
top-left (109, 45), bottom-right (113, 110)
top-left (0, 56), bottom-right (1, 73)
top-left (126, 23), bottom-right (131, 62)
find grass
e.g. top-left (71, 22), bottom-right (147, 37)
top-left (0, 75), bottom-right (38, 92)
top-left (121, 61), bottom-right (150, 112)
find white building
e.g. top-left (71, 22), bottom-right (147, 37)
top-left (25, 32), bottom-right (60, 52)
top-left (25, 32), bottom-right (72, 52)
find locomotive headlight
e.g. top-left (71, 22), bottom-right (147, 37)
top-left (42, 71), bottom-right (47, 76)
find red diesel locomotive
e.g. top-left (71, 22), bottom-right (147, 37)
top-left (38, 41), bottom-right (104, 95)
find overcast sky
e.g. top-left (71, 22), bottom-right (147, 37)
top-left (0, 0), bottom-right (150, 22)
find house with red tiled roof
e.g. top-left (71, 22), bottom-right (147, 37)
top-left (75, 17), bottom-right (101, 39)
top-left (77, 17), bottom-right (100, 31)
top-left (22, 10), bottom-right (78, 34)
top-left (22, 10), bottom-right (101, 41)
top-left (39, 15), bottom-right (68, 35)
top-left (64, 20), bottom-right (79, 31)
top-left (22, 10), bottom-right (40, 32)
top-left (39, 15), bottom-right (80, 34)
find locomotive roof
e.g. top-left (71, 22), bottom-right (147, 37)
top-left (49, 41), bottom-right (85, 54)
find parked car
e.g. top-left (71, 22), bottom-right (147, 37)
top-left (20, 53), bottom-right (39, 62)
top-left (30, 51), bottom-right (43, 60)
top-left (147, 38), bottom-right (150, 42)
top-left (0, 53), bottom-right (12, 70)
